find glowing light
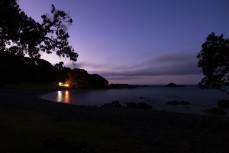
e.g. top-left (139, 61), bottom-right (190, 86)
top-left (58, 82), bottom-right (70, 87)
top-left (65, 84), bottom-right (70, 87)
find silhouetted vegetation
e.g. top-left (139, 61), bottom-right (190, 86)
top-left (0, 52), bottom-right (108, 88)
top-left (197, 33), bottom-right (229, 95)
top-left (0, 0), bottom-right (108, 88)
top-left (0, 0), bottom-right (78, 61)
top-left (0, 51), bottom-right (23, 86)
top-left (68, 69), bottom-right (109, 88)
top-left (54, 62), bottom-right (71, 84)
top-left (0, 51), bottom-right (55, 86)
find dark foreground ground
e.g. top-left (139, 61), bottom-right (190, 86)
top-left (0, 89), bottom-right (229, 153)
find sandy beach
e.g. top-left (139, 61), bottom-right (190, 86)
top-left (1, 89), bottom-right (229, 153)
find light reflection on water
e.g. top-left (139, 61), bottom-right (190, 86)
top-left (57, 90), bottom-right (70, 103)
top-left (57, 91), bottom-right (62, 102)
top-left (64, 90), bottom-right (70, 103)
top-left (42, 86), bottom-right (229, 115)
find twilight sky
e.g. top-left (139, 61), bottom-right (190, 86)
top-left (18, 0), bottom-right (229, 85)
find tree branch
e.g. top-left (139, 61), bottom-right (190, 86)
top-left (0, 35), bottom-right (20, 40)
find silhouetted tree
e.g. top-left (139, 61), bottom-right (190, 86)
top-left (54, 62), bottom-right (65, 71)
top-left (197, 33), bottom-right (229, 95)
top-left (54, 61), bottom-right (71, 83)
top-left (22, 58), bottom-right (56, 83)
top-left (0, 0), bottom-right (78, 61)
top-left (68, 69), bottom-right (89, 88)
top-left (0, 51), bottom-right (23, 86)
top-left (68, 69), bottom-right (108, 88)
top-left (0, 51), bottom-right (60, 86)
top-left (89, 74), bottom-right (109, 88)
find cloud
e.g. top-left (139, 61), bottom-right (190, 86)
top-left (153, 52), bottom-right (194, 64)
top-left (65, 51), bottom-right (202, 83)
top-left (95, 52), bottom-right (201, 78)
top-left (65, 61), bottom-right (108, 70)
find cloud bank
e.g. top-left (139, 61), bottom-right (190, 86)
top-left (72, 51), bottom-right (202, 84)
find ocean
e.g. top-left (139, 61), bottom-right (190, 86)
top-left (41, 86), bottom-right (229, 115)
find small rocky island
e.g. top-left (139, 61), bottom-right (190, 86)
top-left (165, 82), bottom-right (185, 87)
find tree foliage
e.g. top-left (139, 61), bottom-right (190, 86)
top-left (0, 51), bottom-right (56, 85)
top-left (68, 69), bottom-right (109, 88)
top-left (197, 33), bottom-right (229, 95)
top-left (0, 0), bottom-right (78, 61)
top-left (0, 51), bottom-right (108, 88)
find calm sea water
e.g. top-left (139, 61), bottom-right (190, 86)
top-left (41, 86), bottom-right (229, 114)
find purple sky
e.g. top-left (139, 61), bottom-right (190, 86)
top-left (18, 0), bottom-right (229, 85)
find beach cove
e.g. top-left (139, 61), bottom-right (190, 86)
top-left (1, 88), bottom-right (229, 153)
